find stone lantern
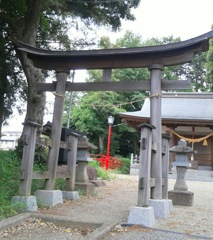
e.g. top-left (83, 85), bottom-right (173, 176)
top-left (75, 137), bottom-right (97, 195)
top-left (168, 139), bottom-right (194, 206)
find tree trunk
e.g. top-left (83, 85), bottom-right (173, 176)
top-left (0, 103), bottom-right (3, 136)
top-left (12, 0), bottom-right (45, 126)
top-left (17, 51), bottom-right (46, 125)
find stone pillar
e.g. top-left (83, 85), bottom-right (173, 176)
top-left (168, 139), bottom-right (194, 206)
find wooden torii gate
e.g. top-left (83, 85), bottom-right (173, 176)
top-left (18, 31), bottom-right (213, 202)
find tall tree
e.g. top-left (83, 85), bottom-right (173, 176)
top-left (183, 53), bottom-right (208, 92)
top-left (0, 21), bottom-right (26, 135)
top-left (0, 0), bottom-right (141, 132)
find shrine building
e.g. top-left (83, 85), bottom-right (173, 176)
top-left (120, 92), bottom-right (213, 169)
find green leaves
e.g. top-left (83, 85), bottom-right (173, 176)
top-left (0, 151), bottom-right (21, 219)
top-left (0, 0), bottom-right (142, 134)
top-left (65, 0), bottom-right (140, 31)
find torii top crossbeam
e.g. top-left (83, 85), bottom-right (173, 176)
top-left (18, 31), bottom-right (213, 71)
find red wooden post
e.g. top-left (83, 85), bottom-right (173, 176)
top-left (106, 124), bottom-right (112, 170)
top-left (106, 116), bottom-right (114, 171)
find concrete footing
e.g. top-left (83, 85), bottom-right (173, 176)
top-left (168, 190), bottom-right (194, 206)
top-left (149, 199), bottom-right (171, 218)
top-left (11, 196), bottom-right (37, 212)
top-left (127, 206), bottom-right (155, 227)
top-left (130, 164), bottom-right (139, 175)
top-left (62, 191), bottom-right (79, 200)
top-left (36, 190), bottom-right (63, 207)
top-left (167, 199), bottom-right (173, 211)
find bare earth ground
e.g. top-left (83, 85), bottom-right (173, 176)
top-left (0, 171), bottom-right (213, 239)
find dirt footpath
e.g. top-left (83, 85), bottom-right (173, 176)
top-left (0, 171), bottom-right (213, 239)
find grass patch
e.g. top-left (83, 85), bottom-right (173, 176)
top-left (89, 156), bottom-right (131, 175)
top-left (88, 160), bottom-right (116, 180)
top-left (115, 156), bottom-right (131, 174)
top-left (0, 151), bottom-right (22, 219)
top-left (0, 150), bottom-right (128, 220)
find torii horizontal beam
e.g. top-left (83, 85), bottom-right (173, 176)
top-left (33, 79), bottom-right (190, 92)
top-left (18, 31), bottom-right (213, 70)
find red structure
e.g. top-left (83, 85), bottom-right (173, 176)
top-left (90, 154), bottom-right (123, 170)
top-left (106, 116), bottom-right (114, 170)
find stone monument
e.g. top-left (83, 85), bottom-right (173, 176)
top-left (168, 139), bottom-right (194, 206)
top-left (75, 137), bottom-right (97, 195)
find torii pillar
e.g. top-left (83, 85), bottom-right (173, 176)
top-left (148, 64), bottom-right (171, 218)
top-left (44, 70), bottom-right (69, 190)
top-left (36, 70), bottom-right (69, 207)
top-left (149, 64), bottom-right (163, 200)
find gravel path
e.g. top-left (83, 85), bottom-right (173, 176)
top-left (0, 170), bottom-right (213, 239)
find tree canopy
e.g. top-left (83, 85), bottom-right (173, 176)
top-left (0, 0), bottom-right (141, 134)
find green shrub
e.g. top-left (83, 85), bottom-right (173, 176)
top-left (116, 156), bottom-right (131, 174)
top-left (55, 178), bottom-right (66, 191)
top-left (88, 160), bottom-right (100, 169)
top-left (0, 201), bottom-right (28, 220)
top-left (88, 160), bottom-right (116, 180)
top-left (0, 151), bottom-right (21, 219)
top-left (30, 162), bottom-right (47, 194)
top-left (31, 179), bottom-right (45, 194)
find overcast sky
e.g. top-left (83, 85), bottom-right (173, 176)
top-left (107, 0), bottom-right (213, 41)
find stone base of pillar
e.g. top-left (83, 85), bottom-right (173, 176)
top-left (149, 199), bottom-right (171, 218)
top-left (11, 196), bottom-right (38, 212)
top-left (127, 206), bottom-right (155, 227)
top-left (168, 190), bottom-right (194, 206)
top-left (62, 191), bottom-right (79, 200)
top-left (167, 199), bottom-right (173, 211)
top-left (75, 182), bottom-right (95, 195)
top-left (130, 164), bottom-right (139, 175)
top-left (36, 190), bottom-right (63, 207)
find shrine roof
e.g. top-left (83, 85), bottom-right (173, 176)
top-left (120, 93), bottom-right (213, 126)
top-left (17, 31), bottom-right (213, 70)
